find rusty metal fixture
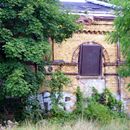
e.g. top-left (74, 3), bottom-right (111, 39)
top-left (50, 38), bottom-right (55, 61)
top-left (116, 40), bottom-right (122, 101)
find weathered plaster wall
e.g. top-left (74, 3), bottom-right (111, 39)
top-left (78, 79), bottom-right (105, 97)
top-left (38, 91), bottom-right (76, 112)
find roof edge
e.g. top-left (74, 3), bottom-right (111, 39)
top-left (86, 0), bottom-right (116, 9)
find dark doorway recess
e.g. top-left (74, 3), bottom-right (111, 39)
top-left (78, 44), bottom-right (102, 76)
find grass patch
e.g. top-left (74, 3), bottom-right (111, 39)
top-left (5, 119), bottom-right (130, 130)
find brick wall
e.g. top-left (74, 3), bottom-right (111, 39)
top-left (40, 21), bottom-right (130, 113)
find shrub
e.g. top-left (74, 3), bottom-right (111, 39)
top-left (49, 71), bottom-right (71, 106)
top-left (24, 95), bottom-right (43, 123)
top-left (49, 107), bottom-right (75, 124)
top-left (74, 86), bottom-right (84, 115)
top-left (75, 87), bottom-right (127, 124)
top-left (84, 101), bottom-right (113, 124)
top-left (88, 88), bottom-right (123, 112)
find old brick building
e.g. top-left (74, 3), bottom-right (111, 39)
top-left (39, 0), bottom-right (130, 113)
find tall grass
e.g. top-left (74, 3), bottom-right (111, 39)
top-left (6, 119), bottom-right (130, 130)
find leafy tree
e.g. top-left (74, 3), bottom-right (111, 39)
top-left (109, 0), bottom-right (130, 78)
top-left (0, 0), bottom-right (79, 120)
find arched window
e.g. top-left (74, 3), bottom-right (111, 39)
top-left (78, 43), bottom-right (102, 76)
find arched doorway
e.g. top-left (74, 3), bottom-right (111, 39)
top-left (71, 41), bottom-right (110, 97)
top-left (71, 41), bottom-right (110, 76)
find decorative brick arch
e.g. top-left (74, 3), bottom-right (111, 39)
top-left (71, 41), bottom-right (110, 64)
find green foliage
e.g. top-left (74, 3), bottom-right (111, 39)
top-left (84, 102), bottom-right (112, 124)
top-left (0, 28), bottom-right (13, 41)
top-left (74, 87), bottom-right (84, 115)
top-left (50, 71), bottom-right (71, 93)
top-left (74, 87), bottom-right (126, 124)
top-left (48, 108), bottom-right (78, 125)
top-left (49, 106), bottom-right (71, 124)
top-left (43, 71), bottom-right (75, 124)
top-left (0, 61), bottom-right (44, 98)
top-left (49, 71), bottom-right (71, 112)
top-left (89, 88), bottom-right (122, 112)
top-left (22, 86), bottom-right (126, 125)
top-left (0, 0), bottom-right (79, 121)
top-left (0, 0), bottom-right (79, 97)
top-left (109, 0), bottom-right (130, 79)
top-left (0, 0), bottom-right (79, 43)
top-left (4, 38), bottom-right (50, 63)
top-left (48, 87), bottom-right (126, 125)
top-left (4, 69), bottom-right (32, 97)
top-left (24, 96), bottom-right (43, 123)
top-left (110, 0), bottom-right (126, 6)
top-left (49, 71), bottom-right (70, 106)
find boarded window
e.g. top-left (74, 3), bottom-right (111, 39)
top-left (78, 44), bottom-right (102, 76)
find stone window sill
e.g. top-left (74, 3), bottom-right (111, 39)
top-left (76, 75), bottom-right (104, 79)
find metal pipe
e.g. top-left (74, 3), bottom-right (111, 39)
top-left (117, 39), bottom-right (122, 101)
top-left (52, 39), bottom-right (54, 61)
